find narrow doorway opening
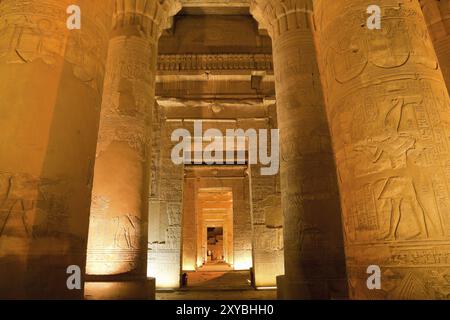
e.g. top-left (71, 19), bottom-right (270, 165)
top-left (206, 227), bottom-right (224, 264)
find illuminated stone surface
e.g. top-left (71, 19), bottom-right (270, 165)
top-left (85, 0), bottom-right (181, 298)
top-left (314, 0), bottom-right (450, 299)
top-left (0, 0), bottom-right (113, 299)
top-left (421, 0), bottom-right (450, 93)
top-left (148, 13), bottom-right (283, 289)
top-left (1, 0), bottom-right (450, 300)
top-left (250, 0), bottom-right (348, 299)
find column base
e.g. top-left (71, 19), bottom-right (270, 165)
top-left (84, 275), bottom-right (155, 300)
top-left (276, 275), bottom-right (285, 300)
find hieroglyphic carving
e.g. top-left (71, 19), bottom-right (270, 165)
top-left (94, 36), bottom-right (155, 161)
top-left (146, 118), bottom-right (184, 285)
top-left (314, 0), bottom-right (450, 299)
top-left (0, 173), bottom-right (71, 239)
top-left (253, 224), bottom-right (283, 251)
top-left (0, 0), bottom-right (112, 92)
top-left (0, 0), bottom-right (113, 299)
top-left (113, 214), bottom-right (141, 249)
top-left (167, 203), bottom-right (181, 226)
top-left (86, 0), bottom-right (182, 278)
top-left (150, 103), bottom-right (162, 199)
top-left (86, 197), bottom-right (143, 274)
top-left (87, 36), bottom-right (153, 274)
top-left (251, 0), bottom-right (347, 298)
top-left (158, 53), bottom-right (273, 71)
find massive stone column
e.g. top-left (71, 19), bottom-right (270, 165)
top-left (85, 0), bottom-right (181, 299)
top-left (0, 0), bottom-right (113, 299)
top-left (420, 0), bottom-right (450, 92)
top-left (250, 0), bottom-right (348, 299)
top-left (314, 0), bottom-right (450, 299)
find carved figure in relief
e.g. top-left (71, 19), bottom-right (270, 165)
top-left (327, 38), bottom-right (368, 85)
top-left (0, 174), bottom-right (69, 238)
top-left (0, 199), bottom-right (33, 238)
top-left (367, 20), bottom-right (411, 69)
top-left (113, 214), bottom-right (140, 249)
top-left (353, 132), bottom-right (439, 240)
top-left (352, 92), bottom-right (448, 240)
top-left (384, 97), bottom-right (424, 133)
top-left (377, 176), bottom-right (428, 240)
top-left (355, 133), bottom-right (416, 170)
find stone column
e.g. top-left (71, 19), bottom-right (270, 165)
top-left (314, 0), bottom-right (450, 299)
top-left (0, 0), bottom-right (113, 299)
top-left (84, 0), bottom-right (181, 299)
top-left (420, 0), bottom-right (450, 92)
top-left (250, 0), bottom-right (348, 299)
top-left (233, 173), bottom-right (253, 270)
top-left (182, 177), bottom-right (198, 271)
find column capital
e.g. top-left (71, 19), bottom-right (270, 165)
top-left (249, 0), bottom-right (313, 39)
top-left (113, 0), bottom-right (182, 40)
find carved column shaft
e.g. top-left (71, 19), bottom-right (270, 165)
top-left (251, 0), bottom-right (348, 299)
top-left (0, 0), bottom-right (113, 298)
top-left (314, 0), bottom-right (450, 299)
top-left (86, 0), bottom-right (181, 282)
top-left (420, 0), bottom-right (450, 92)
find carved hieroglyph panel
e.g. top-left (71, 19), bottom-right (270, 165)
top-left (0, 0), bottom-right (112, 92)
top-left (0, 173), bottom-right (72, 241)
top-left (315, 0), bottom-right (450, 299)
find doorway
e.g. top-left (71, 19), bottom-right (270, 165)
top-left (180, 165), bottom-right (252, 289)
top-left (206, 227), bottom-right (224, 264)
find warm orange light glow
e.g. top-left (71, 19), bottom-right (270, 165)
top-left (233, 258), bottom-right (252, 270)
top-left (147, 260), bottom-right (180, 289)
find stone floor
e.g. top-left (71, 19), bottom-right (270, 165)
top-left (156, 266), bottom-right (277, 300)
top-left (184, 269), bottom-right (250, 289)
top-left (196, 261), bottom-right (233, 272)
top-left (156, 288), bottom-right (277, 300)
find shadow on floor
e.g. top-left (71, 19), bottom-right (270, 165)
top-left (156, 289), bottom-right (277, 300)
top-left (184, 269), bottom-right (251, 290)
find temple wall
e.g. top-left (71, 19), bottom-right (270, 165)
top-left (149, 105), bottom-right (283, 286)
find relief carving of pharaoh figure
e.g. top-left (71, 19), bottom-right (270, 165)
top-left (113, 214), bottom-right (141, 249)
top-left (346, 91), bottom-right (448, 242)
